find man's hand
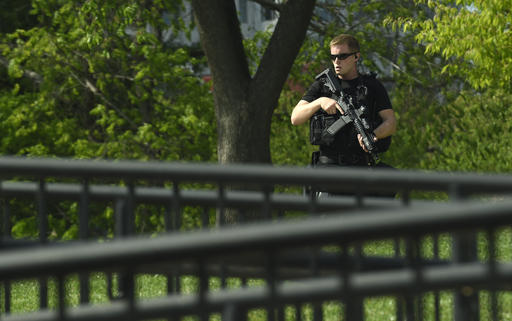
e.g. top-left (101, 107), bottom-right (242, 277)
top-left (320, 97), bottom-right (344, 115)
top-left (358, 133), bottom-right (378, 153)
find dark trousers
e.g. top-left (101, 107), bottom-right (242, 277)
top-left (310, 151), bottom-right (397, 198)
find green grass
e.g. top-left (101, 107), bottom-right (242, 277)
top-left (2, 229), bottom-right (512, 320)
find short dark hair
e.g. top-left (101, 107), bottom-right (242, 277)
top-left (329, 34), bottom-right (360, 52)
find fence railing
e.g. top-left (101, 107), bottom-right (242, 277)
top-left (1, 156), bottom-right (512, 321)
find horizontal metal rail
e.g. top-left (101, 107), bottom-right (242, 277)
top-left (0, 180), bottom-right (405, 209)
top-left (0, 200), bottom-right (510, 321)
top-left (1, 200), bottom-right (510, 279)
top-left (0, 156), bottom-right (512, 196)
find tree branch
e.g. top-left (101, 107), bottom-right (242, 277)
top-left (0, 55), bottom-right (43, 86)
top-left (251, 0), bottom-right (316, 106)
top-left (371, 52), bottom-right (424, 85)
top-left (68, 70), bottom-right (138, 129)
top-left (191, 0), bottom-right (251, 97)
top-left (44, 36), bottom-right (139, 130)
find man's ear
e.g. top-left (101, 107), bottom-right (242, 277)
top-left (354, 53), bottom-right (359, 61)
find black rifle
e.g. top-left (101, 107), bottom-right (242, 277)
top-left (319, 68), bottom-right (379, 164)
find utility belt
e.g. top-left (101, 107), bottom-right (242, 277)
top-left (312, 151), bottom-right (372, 167)
top-left (307, 150), bottom-right (397, 199)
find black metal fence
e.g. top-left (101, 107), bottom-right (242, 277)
top-left (1, 156), bottom-right (512, 321)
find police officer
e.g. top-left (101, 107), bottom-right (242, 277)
top-left (291, 34), bottom-right (397, 168)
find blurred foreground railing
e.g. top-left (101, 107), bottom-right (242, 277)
top-left (0, 156), bottom-right (512, 321)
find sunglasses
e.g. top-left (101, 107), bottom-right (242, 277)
top-left (330, 52), bottom-right (357, 61)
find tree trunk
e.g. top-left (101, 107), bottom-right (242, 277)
top-left (191, 0), bottom-right (316, 165)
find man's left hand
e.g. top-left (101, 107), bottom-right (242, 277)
top-left (358, 134), bottom-right (377, 153)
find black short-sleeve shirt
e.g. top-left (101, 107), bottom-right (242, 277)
top-left (301, 70), bottom-right (392, 158)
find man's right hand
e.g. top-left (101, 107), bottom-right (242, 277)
top-left (320, 97), bottom-right (344, 115)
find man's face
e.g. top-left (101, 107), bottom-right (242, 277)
top-left (330, 44), bottom-right (358, 79)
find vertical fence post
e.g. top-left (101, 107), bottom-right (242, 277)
top-left (401, 189), bottom-right (410, 207)
top-left (487, 228), bottom-right (498, 321)
top-left (223, 303), bottom-right (246, 321)
top-left (433, 233), bottom-right (441, 321)
top-left (262, 186), bottom-right (272, 221)
top-left (216, 184), bottom-right (225, 227)
top-left (201, 207), bottom-right (210, 229)
top-left (351, 242), bottom-right (364, 321)
top-left (403, 236), bottom-right (419, 321)
top-left (450, 184), bottom-right (479, 321)
top-left (37, 179), bottom-right (48, 309)
top-left (266, 250), bottom-right (277, 321)
top-left (197, 259), bottom-right (209, 321)
top-left (295, 304), bottom-right (302, 321)
top-left (1, 196), bottom-right (12, 314)
top-left (215, 183), bottom-right (229, 303)
top-left (341, 243), bottom-right (363, 321)
top-left (453, 233), bottom-right (480, 321)
top-left (309, 247), bottom-right (323, 321)
top-left (79, 179), bottom-right (90, 304)
top-left (172, 183), bottom-right (181, 231)
top-left (113, 198), bottom-right (125, 300)
top-left (0, 187), bottom-right (3, 248)
top-left (114, 182), bottom-right (135, 301)
top-left (57, 274), bottom-right (66, 320)
top-left (165, 182), bottom-right (181, 321)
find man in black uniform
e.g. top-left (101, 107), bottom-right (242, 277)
top-left (291, 33), bottom-right (397, 168)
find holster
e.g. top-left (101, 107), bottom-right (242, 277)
top-left (311, 151), bottom-right (320, 167)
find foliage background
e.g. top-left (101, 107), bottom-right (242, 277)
top-left (0, 0), bottom-right (216, 162)
top-left (2, 0), bottom-right (511, 171)
top-left (1, 0), bottom-right (512, 239)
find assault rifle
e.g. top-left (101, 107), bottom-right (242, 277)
top-left (319, 68), bottom-right (379, 164)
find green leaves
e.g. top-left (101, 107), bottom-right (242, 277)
top-left (1, 0), bottom-right (216, 162)
top-left (397, 0), bottom-right (512, 91)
